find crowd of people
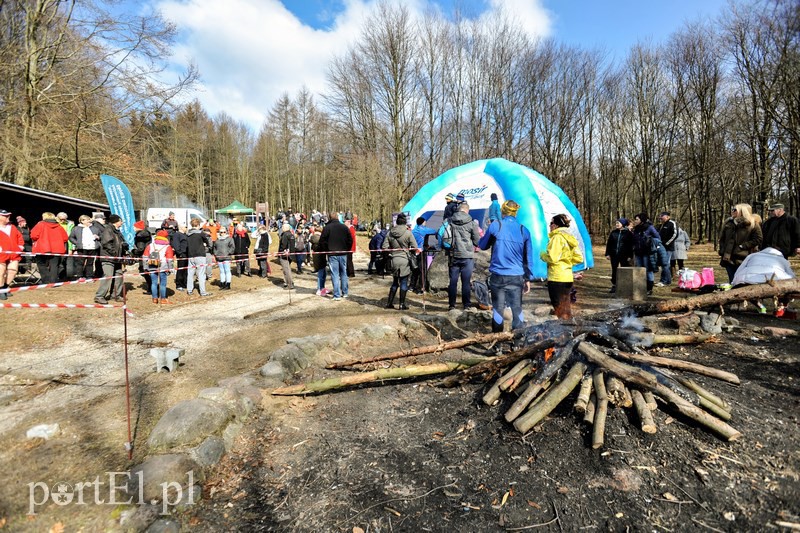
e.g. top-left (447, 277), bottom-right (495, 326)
top-left (1, 199), bottom-right (798, 325)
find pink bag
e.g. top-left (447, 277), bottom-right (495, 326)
top-left (700, 267), bottom-right (715, 286)
top-left (678, 269), bottom-right (702, 290)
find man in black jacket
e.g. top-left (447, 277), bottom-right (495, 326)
top-left (762, 203), bottom-right (800, 259)
top-left (94, 214), bottom-right (126, 304)
top-left (657, 211), bottom-right (677, 286)
top-left (186, 219), bottom-right (211, 296)
top-left (171, 225), bottom-right (189, 290)
top-left (319, 212), bottom-right (353, 300)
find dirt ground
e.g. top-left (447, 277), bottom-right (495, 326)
top-left (0, 240), bottom-right (798, 531)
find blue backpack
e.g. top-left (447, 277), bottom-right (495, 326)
top-left (437, 220), bottom-right (453, 250)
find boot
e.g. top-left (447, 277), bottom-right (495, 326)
top-left (385, 287), bottom-right (397, 309)
top-left (224, 282), bottom-right (231, 290)
top-left (646, 280), bottom-right (654, 296)
top-left (398, 289), bottom-right (409, 310)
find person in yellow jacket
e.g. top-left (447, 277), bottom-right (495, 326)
top-left (540, 213), bottom-right (583, 319)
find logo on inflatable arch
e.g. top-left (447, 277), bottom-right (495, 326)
top-left (457, 185), bottom-right (488, 200)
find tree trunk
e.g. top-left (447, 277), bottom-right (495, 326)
top-left (612, 351), bottom-right (740, 384)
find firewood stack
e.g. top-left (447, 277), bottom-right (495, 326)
top-left (478, 326), bottom-right (741, 446)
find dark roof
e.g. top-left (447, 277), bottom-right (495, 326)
top-left (0, 181), bottom-right (109, 223)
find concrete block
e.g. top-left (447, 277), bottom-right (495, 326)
top-left (150, 348), bottom-right (184, 372)
top-left (617, 267), bottom-right (647, 301)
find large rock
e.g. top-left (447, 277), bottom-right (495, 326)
top-left (260, 361), bottom-right (287, 381)
top-left (269, 344), bottom-right (313, 373)
top-left (197, 387), bottom-right (254, 418)
top-left (217, 374), bottom-right (263, 405)
top-left (146, 519), bottom-right (181, 533)
top-left (127, 454), bottom-right (201, 502)
top-left (189, 436), bottom-right (226, 468)
top-left (700, 313), bottom-right (724, 334)
top-left (362, 323), bottom-right (395, 340)
top-left (427, 250), bottom-right (491, 291)
top-left (147, 399), bottom-right (231, 451)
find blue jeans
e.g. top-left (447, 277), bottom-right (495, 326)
top-left (316, 267), bottom-right (327, 291)
top-left (329, 255), bottom-right (348, 298)
top-left (448, 257), bottom-right (474, 308)
top-left (295, 254), bottom-right (306, 272)
top-left (634, 255), bottom-right (654, 282)
top-left (218, 260), bottom-right (232, 283)
top-left (151, 271), bottom-right (168, 299)
top-left (658, 246), bottom-right (672, 284)
top-left (489, 274), bottom-right (525, 332)
top-left (391, 275), bottom-right (409, 291)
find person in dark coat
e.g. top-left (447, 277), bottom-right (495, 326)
top-left (69, 215), bottom-right (103, 280)
top-left (309, 227), bottom-right (328, 295)
top-left (133, 220), bottom-right (152, 292)
top-left (719, 203), bottom-right (762, 283)
top-left (604, 217), bottom-right (634, 293)
top-left (381, 214), bottom-right (417, 310)
top-left (170, 225), bottom-right (188, 290)
top-left (93, 214), bottom-right (126, 304)
top-left (631, 213), bottom-right (663, 296)
top-left (254, 225), bottom-right (272, 278)
top-left (319, 213), bottom-right (353, 300)
top-left (232, 223), bottom-right (251, 276)
top-left (278, 223), bottom-right (295, 289)
top-left (447, 202), bottom-right (481, 310)
top-left (761, 203), bottom-right (800, 259)
top-left (15, 216), bottom-right (32, 274)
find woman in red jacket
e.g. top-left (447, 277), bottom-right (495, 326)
top-left (30, 212), bottom-right (68, 284)
top-left (0, 208), bottom-right (24, 299)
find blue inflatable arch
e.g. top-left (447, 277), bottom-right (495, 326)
top-left (402, 158), bottom-right (593, 280)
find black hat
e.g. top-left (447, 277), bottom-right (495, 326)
top-left (396, 214), bottom-right (407, 225)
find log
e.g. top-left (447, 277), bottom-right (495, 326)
top-left (624, 333), bottom-right (714, 346)
top-left (698, 397), bottom-right (732, 421)
top-left (271, 361), bottom-right (478, 395)
top-left (631, 389), bottom-right (657, 434)
top-left (674, 376), bottom-right (731, 411)
top-left (327, 331), bottom-right (517, 369)
top-left (591, 368), bottom-right (609, 448)
top-left (606, 376), bottom-right (627, 407)
top-left (643, 391), bottom-right (657, 410)
top-left (577, 342), bottom-right (742, 441)
top-left (440, 334), bottom-right (565, 388)
top-left (499, 362), bottom-right (533, 392)
top-left (613, 350), bottom-right (740, 385)
top-left (583, 393), bottom-right (596, 424)
top-left (505, 378), bottom-right (551, 423)
top-left (483, 360), bottom-right (530, 406)
top-left (630, 279), bottom-right (800, 316)
top-left (513, 362), bottom-right (587, 433)
top-left (622, 386), bottom-right (633, 408)
top-left (573, 375), bottom-right (593, 413)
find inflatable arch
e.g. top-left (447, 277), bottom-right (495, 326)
top-left (402, 158), bottom-right (594, 280)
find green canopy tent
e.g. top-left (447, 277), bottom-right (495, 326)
top-left (215, 200), bottom-right (254, 214)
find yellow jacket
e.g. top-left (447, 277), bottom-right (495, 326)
top-left (540, 228), bottom-right (583, 282)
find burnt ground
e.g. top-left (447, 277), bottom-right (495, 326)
top-left (184, 310), bottom-right (800, 532)
top-left (0, 242), bottom-right (799, 531)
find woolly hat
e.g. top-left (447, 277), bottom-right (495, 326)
top-left (396, 214), bottom-right (407, 226)
top-left (501, 200), bottom-right (519, 217)
top-left (133, 220), bottom-right (146, 230)
top-left (16, 216), bottom-right (26, 224)
top-left (445, 193), bottom-right (455, 202)
top-left (156, 229), bottom-right (169, 238)
top-left (617, 217), bottom-right (629, 227)
top-left (456, 193), bottom-right (465, 202)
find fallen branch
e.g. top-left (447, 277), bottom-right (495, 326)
top-left (327, 331), bottom-right (517, 369)
top-left (513, 362), bottom-right (587, 434)
top-left (631, 389), bottom-right (656, 434)
top-left (272, 360), bottom-right (480, 395)
top-left (613, 350), bottom-right (740, 385)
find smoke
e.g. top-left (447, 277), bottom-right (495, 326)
top-left (619, 311), bottom-right (645, 332)
top-left (147, 186), bottom-right (207, 213)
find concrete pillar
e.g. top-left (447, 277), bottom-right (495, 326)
top-left (617, 267), bottom-right (647, 301)
top-left (150, 348), bottom-right (184, 372)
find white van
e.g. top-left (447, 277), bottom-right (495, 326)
top-left (145, 208), bottom-right (207, 231)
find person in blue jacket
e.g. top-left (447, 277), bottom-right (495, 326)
top-left (478, 200), bottom-right (536, 333)
top-left (488, 193), bottom-right (501, 226)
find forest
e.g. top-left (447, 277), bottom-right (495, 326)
top-left (0, 0), bottom-right (797, 243)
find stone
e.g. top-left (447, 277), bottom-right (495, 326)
top-left (198, 387), bottom-right (254, 418)
top-left (146, 519), bottom-right (181, 533)
top-left (286, 337), bottom-right (324, 358)
top-left (127, 454), bottom-right (201, 502)
top-left (401, 316), bottom-right (422, 329)
top-left (761, 326), bottom-right (797, 337)
top-left (217, 375), bottom-right (263, 404)
top-left (222, 422), bottom-right (243, 451)
top-left (700, 313), bottom-right (724, 334)
top-left (724, 317), bottom-right (740, 327)
top-left (269, 344), bottom-right (312, 373)
top-left (119, 503), bottom-right (160, 532)
top-left (174, 484), bottom-right (202, 512)
top-left (617, 267), bottom-right (647, 301)
top-left (260, 361), bottom-right (286, 380)
top-left (671, 313), bottom-right (701, 332)
top-left (147, 399), bottom-right (231, 451)
top-left (26, 423), bottom-right (59, 440)
top-left (362, 324), bottom-right (395, 340)
top-left (189, 436), bottom-right (226, 468)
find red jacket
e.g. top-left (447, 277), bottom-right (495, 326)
top-left (30, 220), bottom-right (68, 254)
top-left (349, 225), bottom-right (357, 252)
top-left (0, 224), bottom-right (24, 262)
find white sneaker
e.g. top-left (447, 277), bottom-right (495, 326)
top-left (655, 282), bottom-right (665, 287)
top-left (315, 289), bottom-right (322, 296)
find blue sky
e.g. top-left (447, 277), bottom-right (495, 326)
top-left (151, 0), bottom-right (731, 132)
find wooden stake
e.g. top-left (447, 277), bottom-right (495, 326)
top-left (483, 359), bottom-right (529, 406)
top-left (513, 362), bottom-right (587, 433)
top-left (592, 398), bottom-right (608, 449)
top-left (622, 386), bottom-right (633, 408)
top-left (499, 362), bottom-right (533, 392)
top-left (625, 333), bottom-right (714, 346)
top-left (612, 351), bottom-right (740, 385)
top-left (698, 396), bottom-right (732, 421)
top-left (574, 375), bottom-right (593, 413)
top-left (583, 393), bottom-right (596, 424)
top-left (606, 375), bottom-right (626, 407)
top-left (674, 376), bottom-right (731, 411)
top-left (271, 361), bottom-right (477, 395)
top-left (504, 378), bottom-right (551, 423)
top-left (631, 389), bottom-right (657, 434)
top-left (643, 391), bottom-right (657, 410)
top-left (577, 342), bottom-right (742, 441)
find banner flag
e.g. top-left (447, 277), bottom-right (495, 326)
top-left (100, 174), bottom-right (136, 245)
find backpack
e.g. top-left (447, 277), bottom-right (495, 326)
top-left (295, 233), bottom-right (306, 252)
top-left (471, 279), bottom-right (491, 310)
top-left (147, 249), bottom-right (161, 268)
top-left (437, 220), bottom-right (453, 250)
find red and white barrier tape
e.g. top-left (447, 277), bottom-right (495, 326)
top-left (0, 302), bottom-right (122, 309)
